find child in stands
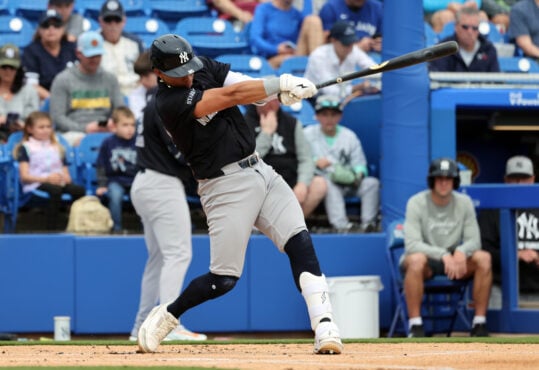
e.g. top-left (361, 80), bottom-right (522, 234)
top-left (14, 111), bottom-right (85, 230)
top-left (95, 106), bottom-right (137, 233)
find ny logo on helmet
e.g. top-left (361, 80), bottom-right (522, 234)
top-left (178, 51), bottom-right (190, 64)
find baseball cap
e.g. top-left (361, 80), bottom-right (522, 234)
top-left (329, 21), bottom-right (358, 46)
top-left (49, 0), bottom-right (74, 5)
top-left (100, 0), bottom-right (125, 19)
top-left (0, 44), bottom-right (21, 69)
top-left (38, 9), bottom-right (63, 27)
top-left (77, 31), bottom-right (105, 57)
top-left (314, 95), bottom-right (342, 113)
top-left (505, 156), bottom-right (534, 177)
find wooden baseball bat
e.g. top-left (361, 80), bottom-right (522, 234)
top-left (315, 41), bottom-right (459, 89)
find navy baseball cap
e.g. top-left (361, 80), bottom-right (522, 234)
top-left (38, 9), bottom-right (64, 27)
top-left (329, 21), bottom-right (358, 46)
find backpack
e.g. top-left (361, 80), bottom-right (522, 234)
top-left (66, 196), bottom-right (113, 235)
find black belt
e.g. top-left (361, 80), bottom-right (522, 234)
top-left (237, 154), bottom-right (259, 168)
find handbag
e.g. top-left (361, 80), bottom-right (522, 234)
top-left (330, 164), bottom-right (357, 186)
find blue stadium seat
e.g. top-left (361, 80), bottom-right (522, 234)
top-left (216, 54), bottom-right (275, 78)
top-left (498, 57), bottom-right (539, 73)
top-left (124, 15), bottom-right (170, 49)
top-left (0, 16), bottom-right (34, 48)
top-left (147, 0), bottom-right (210, 28)
top-left (0, 157), bottom-right (18, 232)
top-left (82, 16), bottom-right (100, 32)
top-left (8, 0), bottom-right (48, 26)
top-left (76, 132), bottom-right (113, 195)
top-left (276, 55), bottom-right (309, 77)
top-left (0, 0), bottom-right (10, 16)
top-left (78, 0), bottom-right (148, 20)
top-left (175, 17), bottom-right (250, 58)
top-left (424, 21), bottom-right (439, 47)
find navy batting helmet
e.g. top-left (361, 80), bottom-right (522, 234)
top-left (427, 157), bottom-right (460, 189)
top-left (150, 34), bottom-right (203, 78)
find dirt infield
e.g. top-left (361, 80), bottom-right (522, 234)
top-left (1, 342), bottom-right (538, 369)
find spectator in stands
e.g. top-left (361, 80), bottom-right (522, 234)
top-left (424, 1), bottom-right (489, 34)
top-left (48, 0), bottom-right (84, 42)
top-left (429, 7), bottom-right (500, 72)
top-left (304, 95), bottom-right (379, 233)
top-left (478, 155), bottom-right (539, 308)
top-left (244, 99), bottom-right (327, 219)
top-left (481, 0), bottom-right (518, 33)
top-left (249, 0), bottom-right (325, 69)
top-left (319, 0), bottom-right (383, 53)
top-left (403, 157), bottom-right (492, 337)
top-left (95, 106), bottom-right (138, 233)
top-left (508, 0), bottom-right (539, 60)
top-left (0, 44), bottom-right (39, 143)
top-left (13, 111), bottom-right (85, 231)
top-left (22, 9), bottom-right (78, 102)
top-left (128, 51), bottom-right (157, 121)
top-left (98, 0), bottom-right (144, 96)
top-left (208, 0), bottom-right (261, 28)
top-left (50, 31), bottom-right (124, 146)
top-left (304, 21), bottom-right (379, 104)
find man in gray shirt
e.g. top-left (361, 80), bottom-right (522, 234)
top-left (403, 157), bottom-right (492, 337)
top-left (50, 30), bottom-right (124, 146)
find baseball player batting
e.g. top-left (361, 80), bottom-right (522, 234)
top-left (137, 34), bottom-right (343, 355)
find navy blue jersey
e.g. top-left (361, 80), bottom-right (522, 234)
top-left (156, 57), bottom-right (256, 179)
top-left (96, 134), bottom-right (138, 187)
top-left (135, 90), bottom-right (196, 193)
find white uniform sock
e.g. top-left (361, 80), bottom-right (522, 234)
top-left (472, 316), bottom-right (486, 326)
top-left (409, 317), bottom-right (423, 329)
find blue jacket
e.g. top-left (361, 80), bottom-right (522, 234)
top-left (429, 35), bottom-right (500, 72)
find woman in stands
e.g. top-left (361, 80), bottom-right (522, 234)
top-left (21, 9), bottom-right (77, 102)
top-left (0, 43), bottom-right (39, 143)
top-left (13, 111), bottom-right (85, 231)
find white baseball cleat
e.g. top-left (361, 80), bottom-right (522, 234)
top-left (138, 304), bottom-right (178, 353)
top-left (313, 321), bottom-right (343, 355)
top-left (164, 325), bottom-right (207, 341)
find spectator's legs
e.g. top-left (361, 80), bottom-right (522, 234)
top-left (357, 176), bottom-right (380, 226)
top-left (37, 183), bottom-right (63, 230)
top-left (468, 250), bottom-right (492, 317)
top-left (295, 15), bottom-right (325, 55)
top-left (301, 175), bottom-right (327, 218)
top-left (64, 183), bottom-right (86, 200)
top-left (323, 179), bottom-right (348, 229)
top-left (403, 253), bottom-right (429, 319)
top-left (107, 181), bottom-right (125, 232)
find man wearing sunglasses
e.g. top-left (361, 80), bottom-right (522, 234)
top-left (98, 0), bottom-right (144, 96)
top-left (429, 7), bottom-right (500, 72)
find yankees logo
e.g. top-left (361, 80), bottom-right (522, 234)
top-left (178, 51), bottom-right (190, 64)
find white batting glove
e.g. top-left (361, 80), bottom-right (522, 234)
top-left (279, 74), bottom-right (318, 99)
top-left (278, 92), bottom-right (302, 106)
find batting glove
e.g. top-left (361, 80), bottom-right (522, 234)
top-left (279, 74), bottom-right (318, 99)
top-left (278, 92), bottom-right (302, 106)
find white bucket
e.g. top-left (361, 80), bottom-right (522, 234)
top-left (327, 275), bottom-right (383, 338)
top-left (53, 316), bottom-right (71, 341)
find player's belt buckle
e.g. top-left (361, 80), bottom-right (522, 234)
top-left (238, 154), bottom-right (259, 169)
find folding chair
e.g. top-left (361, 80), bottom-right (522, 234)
top-left (174, 17), bottom-right (250, 58)
top-left (386, 219), bottom-right (471, 337)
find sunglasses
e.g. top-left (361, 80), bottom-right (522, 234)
top-left (0, 65), bottom-right (16, 70)
top-left (103, 16), bottom-right (122, 23)
top-left (460, 24), bottom-right (479, 31)
top-left (40, 21), bottom-right (63, 29)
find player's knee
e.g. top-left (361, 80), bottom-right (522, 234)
top-left (208, 273), bottom-right (238, 298)
top-left (284, 230), bottom-right (322, 290)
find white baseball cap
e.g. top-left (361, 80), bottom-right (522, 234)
top-left (505, 156), bottom-right (534, 177)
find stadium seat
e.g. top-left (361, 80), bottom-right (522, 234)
top-left (82, 16), bottom-right (100, 32)
top-left (0, 0), bottom-right (10, 16)
top-left (175, 17), bottom-right (250, 58)
top-left (0, 16), bottom-right (34, 48)
top-left (424, 21), bottom-right (439, 47)
top-left (216, 54), bottom-right (275, 78)
top-left (8, 0), bottom-right (48, 26)
top-left (276, 55), bottom-right (309, 77)
top-left (76, 132), bottom-right (113, 195)
top-left (498, 57), bottom-right (539, 73)
top-left (78, 0), bottom-right (148, 20)
top-left (124, 15), bottom-right (170, 49)
top-left (147, 0), bottom-right (210, 28)
top-left (386, 219), bottom-right (471, 337)
top-left (0, 156), bottom-right (18, 233)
